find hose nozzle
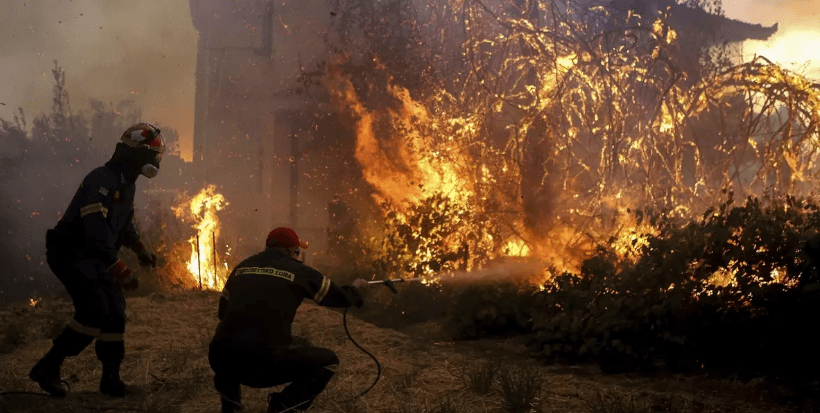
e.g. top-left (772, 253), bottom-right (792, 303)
top-left (367, 278), bottom-right (422, 294)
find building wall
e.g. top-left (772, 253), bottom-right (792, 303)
top-left (189, 0), bottom-right (335, 258)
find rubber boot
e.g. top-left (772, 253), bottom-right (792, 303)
top-left (267, 392), bottom-right (313, 413)
top-left (267, 393), bottom-right (295, 413)
top-left (222, 395), bottom-right (243, 413)
top-left (99, 363), bottom-right (138, 397)
top-left (28, 348), bottom-right (67, 397)
top-left (275, 366), bottom-right (335, 412)
top-left (217, 380), bottom-right (242, 413)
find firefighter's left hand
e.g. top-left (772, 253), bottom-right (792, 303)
top-left (121, 273), bottom-right (140, 291)
top-left (137, 249), bottom-right (157, 268)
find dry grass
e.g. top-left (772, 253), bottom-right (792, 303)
top-left (0, 290), bottom-right (799, 413)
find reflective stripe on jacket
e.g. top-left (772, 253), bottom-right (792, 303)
top-left (213, 248), bottom-right (362, 353)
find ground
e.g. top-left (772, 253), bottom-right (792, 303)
top-left (0, 291), bottom-right (802, 413)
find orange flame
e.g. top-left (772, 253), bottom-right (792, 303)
top-left (172, 185), bottom-right (230, 290)
top-left (325, 71), bottom-right (474, 208)
top-left (325, 65), bottom-right (544, 282)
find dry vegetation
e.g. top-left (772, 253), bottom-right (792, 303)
top-left (0, 288), bottom-right (804, 413)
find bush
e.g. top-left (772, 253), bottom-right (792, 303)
top-left (460, 357), bottom-right (500, 395)
top-left (446, 281), bottom-right (537, 339)
top-left (497, 363), bottom-right (543, 413)
top-left (528, 194), bottom-right (820, 381)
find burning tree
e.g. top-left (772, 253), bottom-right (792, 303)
top-left (315, 0), bottom-right (820, 279)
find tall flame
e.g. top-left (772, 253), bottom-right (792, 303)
top-left (172, 185), bottom-right (230, 290)
top-left (324, 64), bottom-right (535, 282)
top-left (325, 69), bottom-right (475, 208)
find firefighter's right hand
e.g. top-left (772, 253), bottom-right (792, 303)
top-left (352, 278), bottom-right (369, 292)
top-left (108, 260), bottom-right (139, 291)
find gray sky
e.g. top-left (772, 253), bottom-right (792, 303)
top-left (0, 0), bottom-right (817, 162)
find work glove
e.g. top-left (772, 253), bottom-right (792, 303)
top-left (132, 241), bottom-right (157, 268)
top-left (352, 278), bottom-right (369, 292)
top-left (108, 260), bottom-right (139, 291)
top-left (350, 278), bottom-right (369, 308)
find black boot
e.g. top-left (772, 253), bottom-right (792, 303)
top-left (273, 366), bottom-right (335, 412)
top-left (216, 380), bottom-right (242, 413)
top-left (28, 349), bottom-right (67, 397)
top-left (221, 393), bottom-right (243, 413)
top-left (267, 393), bottom-right (290, 413)
top-left (99, 363), bottom-right (139, 397)
top-left (267, 392), bottom-right (312, 413)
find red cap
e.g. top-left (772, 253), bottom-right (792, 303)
top-left (266, 227), bottom-right (309, 249)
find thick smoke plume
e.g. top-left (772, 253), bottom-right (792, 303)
top-left (0, 1), bottom-right (199, 303)
top-left (0, 0), bottom-right (197, 159)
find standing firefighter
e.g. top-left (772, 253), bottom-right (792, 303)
top-left (29, 123), bottom-right (165, 397)
top-left (209, 227), bottom-right (369, 413)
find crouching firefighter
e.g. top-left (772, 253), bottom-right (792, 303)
top-left (29, 123), bottom-right (165, 397)
top-left (209, 227), bottom-right (369, 413)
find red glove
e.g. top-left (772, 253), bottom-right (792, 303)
top-left (108, 260), bottom-right (139, 291)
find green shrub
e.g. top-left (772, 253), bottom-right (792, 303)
top-left (446, 281), bottom-right (536, 339)
top-left (528, 195), bottom-right (820, 381)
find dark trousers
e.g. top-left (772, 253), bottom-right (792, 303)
top-left (46, 234), bottom-right (127, 365)
top-left (209, 340), bottom-right (339, 411)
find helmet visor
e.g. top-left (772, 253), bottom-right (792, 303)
top-left (145, 131), bottom-right (165, 153)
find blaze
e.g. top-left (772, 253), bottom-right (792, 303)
top-left (172, 185), bottom-right (230, 290)
top-left (324, 69), bottom-right (475, 207)
top-left (320, 2), bottom-right (820, 289)
top-left (324, 64), bottom-right (543, 283)
top-left (503, 237), bottom-right (531, 257)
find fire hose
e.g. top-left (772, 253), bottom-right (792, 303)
top-left (343, 277), bottom-right (422, 398)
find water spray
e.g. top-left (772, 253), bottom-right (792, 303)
top-left (343, 277), bottom-right (423, 398)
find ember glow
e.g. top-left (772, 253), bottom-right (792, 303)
top-left (324, 70), bottom-right (477, 207)
top-left (321, 0), bottom-right (820, 288)
top-left (325, 66), bottom-right (525, 282)
top-left (172, 185), bottom-right (230, 290)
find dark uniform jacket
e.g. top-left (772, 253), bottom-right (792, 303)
top-left (213, 248), bottom-right (363, 354)
top-left (48, 161), bottom-right (140, 268)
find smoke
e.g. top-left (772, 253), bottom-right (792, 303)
top-left (0, 0), bottom-right (200, 303)
top-left (0, 0), bottom-right (198, 160)
top-left (724, 0), bottom-right (820, 79)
